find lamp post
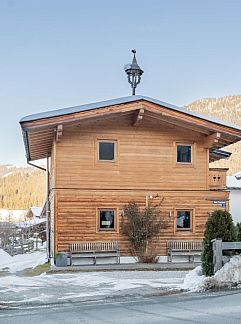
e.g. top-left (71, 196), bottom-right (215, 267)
top-left (124, 50), bottom-right (144, 95)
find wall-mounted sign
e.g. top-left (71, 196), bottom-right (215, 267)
top-left (213, 200), bottom-right (226, 208)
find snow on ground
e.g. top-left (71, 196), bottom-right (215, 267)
top-left (0, 270), bottom-right (187, 305)
top-left (182, 255), bottom-right (241, 292)
top-left (2, 250), bottom-right (241, 306)
top-left (0, 249), bottom-right (47, 273)
top-left (0, 249), bottom-right (12, 263)
top-left (0, 249), bottom-right (189, 305)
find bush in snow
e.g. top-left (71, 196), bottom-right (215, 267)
top-left (122, 201), bottom-right (166, 263)
top-left (201, 209), bottom-right (236, 276)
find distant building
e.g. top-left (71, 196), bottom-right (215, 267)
top-left (26, 206), bottom-right (43, 219)
top-left (227, 172), bottom-right (241, 224)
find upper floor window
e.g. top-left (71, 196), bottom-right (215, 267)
top-left (98, 140), bottom-right (116, 161)
top-left (176, 144), bottom-right (192, 164)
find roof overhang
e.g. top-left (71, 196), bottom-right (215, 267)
top-left (209, 149), bottom-right (232, 162)
top-left (20, 95), bottom-right (241, 161)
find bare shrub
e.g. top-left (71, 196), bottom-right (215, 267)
top-left (122, 201), bottom-right (166, 263)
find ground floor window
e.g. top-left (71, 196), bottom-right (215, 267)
top-left (176, 210), bottom-right (192, 231)
top-left (98, 209), bottom-right (116, 231)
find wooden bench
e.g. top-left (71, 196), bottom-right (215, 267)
top-left (70, 241), bottom-right (120, 265)
top-left (167, 240), bottom-right (203, 262)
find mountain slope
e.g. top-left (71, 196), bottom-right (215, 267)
top-left (186, 95), bottom-right (241, 175)
top-left (0, 165), bottom-right (45, 210)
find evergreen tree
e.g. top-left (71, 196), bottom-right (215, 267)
top-left (236, 223), bottom-right (241, 241)
top-left (201, 209), bottom-right (236, 276)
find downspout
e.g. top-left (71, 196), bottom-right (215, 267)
top-left (46, 156), bottom-right (51, 261)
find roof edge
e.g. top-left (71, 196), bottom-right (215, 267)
top-left (20, 95), bottom-right (241, 132)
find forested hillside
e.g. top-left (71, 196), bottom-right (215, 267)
top-left (0, 165), bottom-right (45, 209)
top-left (186, 95), bottom-right (241, 175)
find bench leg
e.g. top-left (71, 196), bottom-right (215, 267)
top-left (188, 255), bottom-right (194, 263)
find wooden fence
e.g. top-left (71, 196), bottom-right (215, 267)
top-left (5, 241), bottom-right (34, 256)
top-left (212, 239), bottom-right (241, 273)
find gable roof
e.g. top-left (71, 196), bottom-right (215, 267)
top-left (20, 95), bottom-right (241, 161)
top-left (20, 95), bottom-right (241, 131)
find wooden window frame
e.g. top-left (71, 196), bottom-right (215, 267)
top-left (174, 142), bottom-right (196, 167)
top-left (96, 208), bottom-right (118, 233)
top-left (97, 139), bottom-right (117, 163)
top-left (174, 208), bottom-right (195, 233)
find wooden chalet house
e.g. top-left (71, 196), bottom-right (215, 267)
top-left (20, 95), bottom-right (241, 263)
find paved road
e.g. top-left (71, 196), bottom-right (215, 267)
top-left (1, 290), bottom-right (241, 324)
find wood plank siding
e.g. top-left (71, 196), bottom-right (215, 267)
top-left (54, 189), bottom-right (228, 256)
top-left (50, 115), bottom-right (228, 256)
top-left (53, 117), bottom-right (208, 191)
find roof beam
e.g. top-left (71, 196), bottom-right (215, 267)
top-left (133, 108), bottom-right (144, 127)
top-left (203, 132), bottom-right (221, 148)
top-left (55, 124), bottom-right (63, 142)
top-left (144, 111), bottom-right (210, 135)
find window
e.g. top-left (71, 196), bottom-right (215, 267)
top-left (176, 210), bottom-right (192, 230)
top-left (176, 144), bottom-right (192, 163)
top-left (98, 209), bottom-right (116, 231)
top-left (98, 141), bottom-right (116, 161)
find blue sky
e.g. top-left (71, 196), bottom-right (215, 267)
top-left (0, 0), bottom-right (241, 165)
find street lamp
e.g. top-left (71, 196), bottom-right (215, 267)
top-left (124, 50), bottom-right (144, 95)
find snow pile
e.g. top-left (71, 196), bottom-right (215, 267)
top-left (214, 255), bottom-right (241, 284)
top-left (0, 249), bottom-right (47, 273)
top-left (182, 255), bottom-right (241, 292)
top-left (182, 265), bottom-right (205, 291)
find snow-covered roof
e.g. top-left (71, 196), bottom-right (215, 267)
top-left (227, 172), bottom-right (241, 189)
top-left (18, 217), bottom-right (46, 228)
top-left (235, 172), bottom-right (241, 180)
top-left (29, 207), bottom-right (43, 217)
top-left (20, 95), bottom-right (241, 131)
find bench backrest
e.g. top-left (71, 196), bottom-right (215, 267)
top-left (70, 241), bottom-right (119, 252)
top-left (167, 240), bottom-right (203, 251)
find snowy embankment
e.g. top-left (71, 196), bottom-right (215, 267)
top-left (182, 255), bottom-right (241, 292)
top-left (0, 249), bottom-right (47, 273)
top-left (0, 249), bottom-right (188, 305)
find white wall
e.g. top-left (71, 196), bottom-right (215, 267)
top-left (229, 190), bottom-right (241, 224)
